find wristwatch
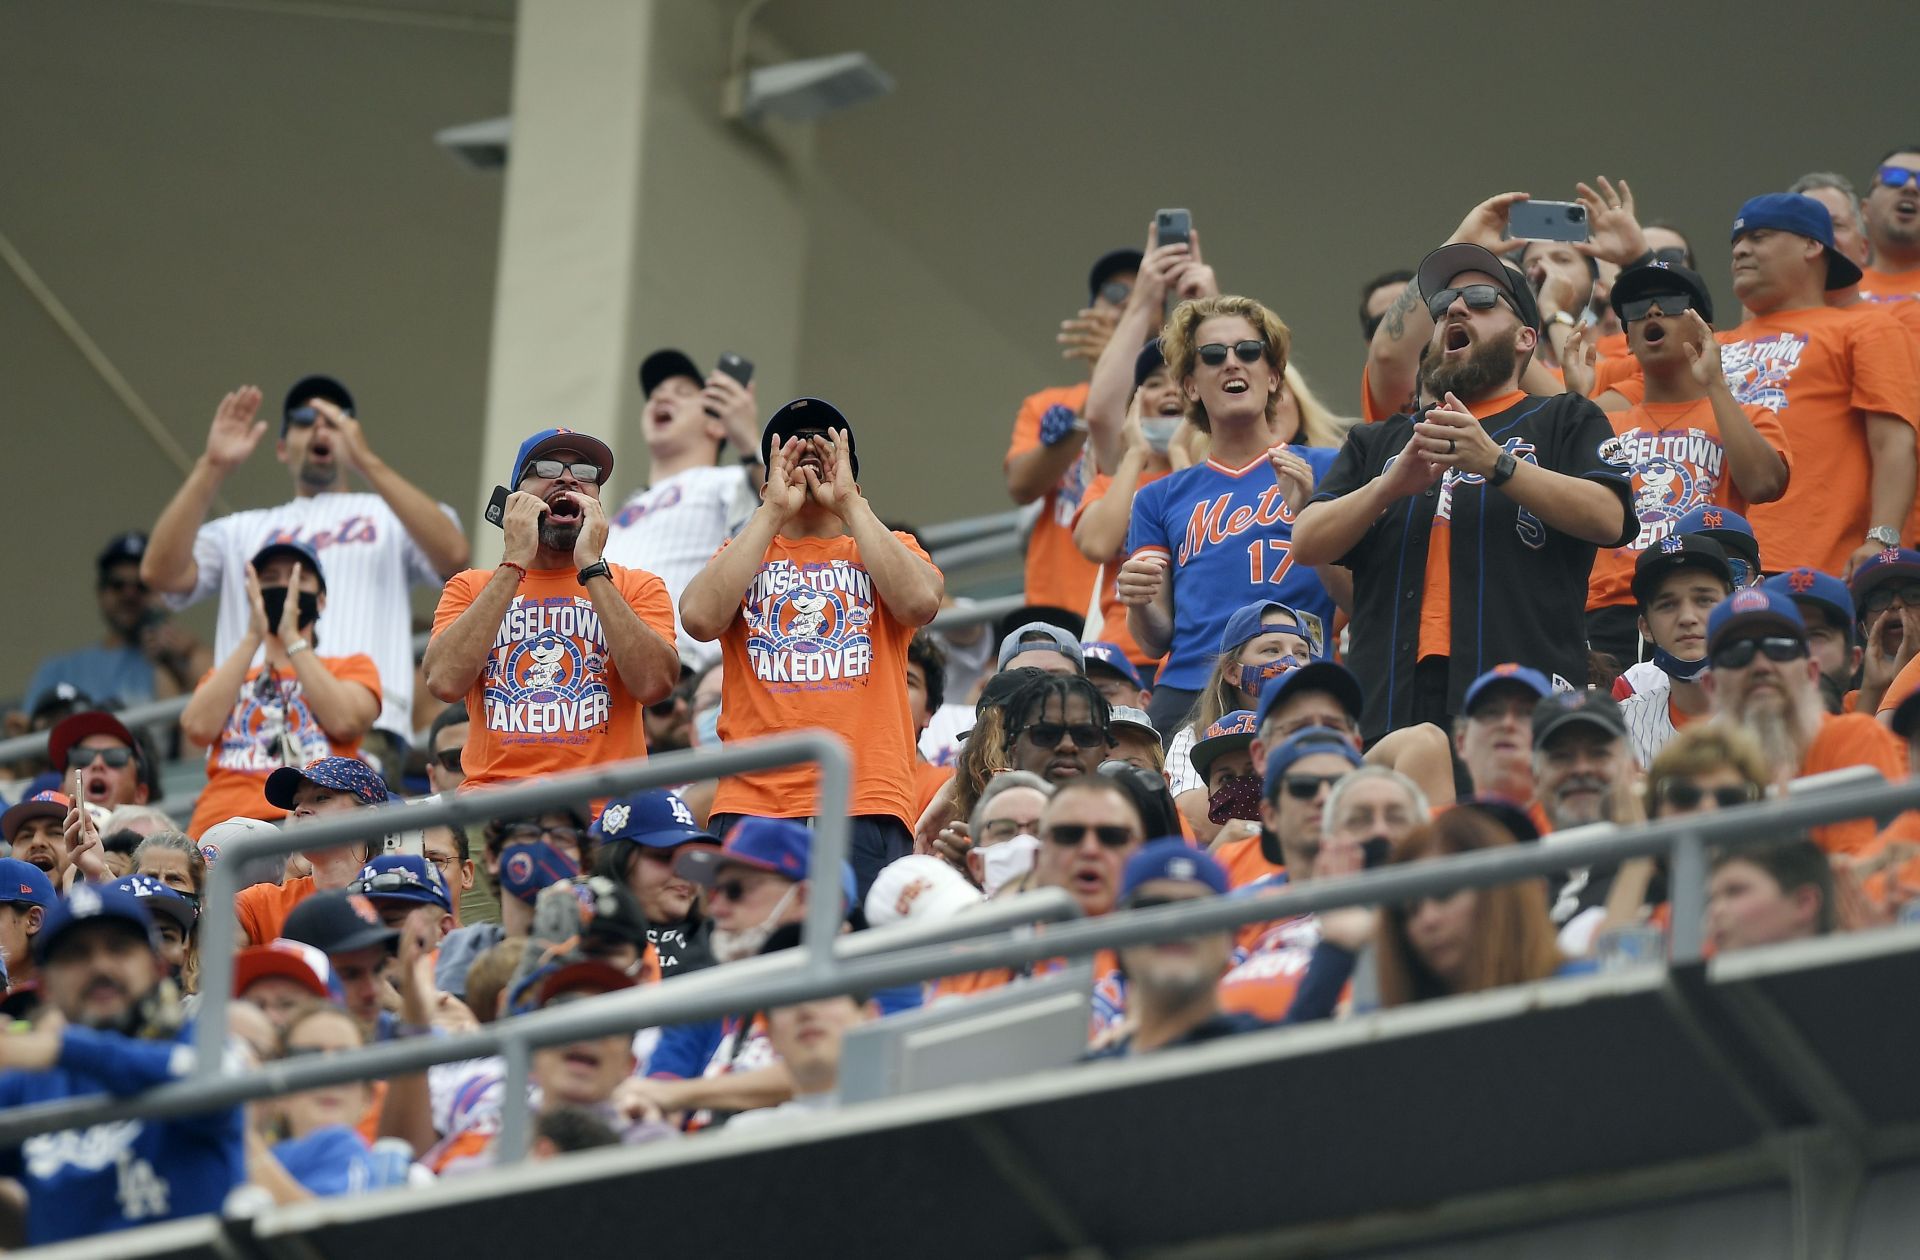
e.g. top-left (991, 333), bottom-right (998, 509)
top-left (576, 560), bottom-right (613, 586)
top-left (1867, 526), bottom-right (1901, 548)
top-left (1489, 451), bottom-right (1518, 486)
top-left (1546, 311), bottom-right (1578, 331)
top-left (284, 638), bottom-right (311, 657)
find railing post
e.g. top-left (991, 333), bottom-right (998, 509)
top-left (1669, 830), bottom-right (1708, 964)
top-left (496, 1035), bottom-right (532, 1165)
top-left (804, 733), bottom-right (854, 980)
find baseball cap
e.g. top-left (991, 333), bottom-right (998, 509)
top-left (33, 883), bottom-right (160, 964)
top-left (1707, 586), bottom-right (1808, 655)
top-left (233, 939), bottom-right (336, 1001)
top-left (1415, 243), bottom-right (1542, 332)
top-left (198, 815), bottom-right (280, 868)
top-left (1609, 260), bottom-right (1716, 325)
top-left (998, 622), bottom-right (1086, 672)
top-left (0, 859), bottom-right (55, 910)
top-left (1133, 340), bottom-right (1165, 390)
top-left (1674, 505), bottom-right (1761, 579)
top-left (498, 841), bottom-right (582, 905)
top-left (47, 711), bottom-right (139, 776)
top-left (249, 538), bottom-right (328, 592)
top-left (510, 427), bottom-right (615, 490)
top-left (1088, 247), bottom-right (1144, 303)
top-left (1121, 839), bottom-right (1228, 902)
top-left (1107, 706), bottom-right (1159, 744)
top-left (108, 874), bottom-right (196, 933)
top-left (638, 348), bottom-right (704, 397)
top-left (1263, 728), bottom-right (1363, 792)
top-left (529, 958), bottom-right (636, 1010)
top-left (1189, 711), bottom-right (1259, 785)
top-left (264, 757), bottom-right (391, 811)
top-left (1, 790), bottom-right (70, 848)
top-left (1530, 691), bottom-right (1628, 750)
top-left (349, 854), bottom-right (451, 914)
top-left (1253, 659), bottom-right (1364, 731)
top-left (1631, 534), bottom-right (1733, 607)
top-left (96, 531), bottom-right (147, 572)
top-left (1730, 193), bottom-right (1863, 290)
top-left (28, 683), bottom-right (94, 724)
top-left (674, 817), bottom-right (812, 886)
top-left (281, 889), bottom-right (399, 957)
top-left (760, 397), bottom-right (859, 477)
top-left (1461, 664), bottom-right (1554, 717)
top-left (864, 855), bottom-right (982, 929)
top-left (1220, 600), bottom-right (1314, 657)
top-left (592, 790), bottom-right (717, 850)
top-left (282, 375), bottom-right (355, 434)
top-left (571, 874), bottom-right (651, 947)
top-left (1847, 547), bottom-right (1920, 616)
top-left (1080, 642), bottom-right (1144, 691)
top-left (1765, 569), bottom-right (1856, 640)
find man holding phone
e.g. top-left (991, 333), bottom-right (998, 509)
top-left (606, 349), bottom-right (764, 668)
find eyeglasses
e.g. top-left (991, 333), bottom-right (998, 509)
top-left (978, 818), bottom-right (1040, 844)
top-left (67, 746), bottom-right (133, 771)
top-left (1861, 582), bottom-right (1920, 618)
top-left (711, 877), bottom-right (775, 903)
top-left (1016, 723), bottom-right (1111, 750)
top-left (1281, 772), bottom-right (1345, 801)
top-left (1195, 340), bottom-right (1266, 367)
top-left (1425, 284), bottom-right (1518, 322)
top-left (431, 747), bottom-right (464, 773)
top-left (647, 682), bottom-right (695, 717)
top-left (283, 405), bottom-right (348, 428)
top-left (501, 823), bottom-right (582, 848)
top-left (98, 577), bottom-right (147, 595)
top-left (1657, 779), bottom-right (1762, 811)
top-left (1877, 165), bottom-right (1920, 192)
top-left (1709, 635), bottom-right (1807, 670)
top-left (523, 459), bottom-right (606, 485)
top-left (1044, 824), bottom-right (1138, 849)
top-left (1619, 294), bottom-right (1694, 322)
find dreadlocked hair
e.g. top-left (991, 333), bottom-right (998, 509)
top-left (955, 706), bottom-right (1014, 820)
top-left (1001, 672), bottom-right (1112, 741)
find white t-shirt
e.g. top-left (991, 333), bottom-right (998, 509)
top-left (1620, 681), bottom-right (1679, 769)
top-left (604, 465), bottom-right (757, 667)
top-left (165, 493), bottom-right (459, 739)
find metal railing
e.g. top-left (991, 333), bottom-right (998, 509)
top-left (1, 762), bottom-right (1912, 1161)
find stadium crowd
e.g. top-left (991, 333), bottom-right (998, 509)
top-left (5, 150), bottom-right (1920, 1241)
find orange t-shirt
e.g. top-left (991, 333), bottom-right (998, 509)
top-left (1006, 382), bottom-right (1100, 613)
top-left (431, 564), bottom-right (676, 793)
top-left (1803, 713), bottom-right (1906, 856)
top-left (1360, 364), bottom-right (1409, 424)
top-left (185, 655), bottom-right (382, 839)
top-left (1593, 330), bottom-right (1630, 363)
top-left (1213, 833), bottom-right (1282, 889)
top-left (709, 531), bottom-right (935, 824)
top-left (1878, 650), bottom-right (1920, 719)
top-left (1874, 301), bottom-right (1920, 551)
top-left (913, 760), bottom-right (952, 824)
top-left (235, 875), bottom-right (317, 946)
top-left (1861, 266), bottom-right (1920, 303)
top-left (1862, 809), bottom-right (1920, 909)
top-left (1584, 397), bottom-right (1789, 610)
top-left (1417, 389), bottom-right (1528, 661)
top-left (1072, 467), bottom-right (1171, 667)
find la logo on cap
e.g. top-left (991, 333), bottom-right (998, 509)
top-left (1169, 857), bottom-right (1195, 879)
top-left (69, 885), bottom-right (102, 916)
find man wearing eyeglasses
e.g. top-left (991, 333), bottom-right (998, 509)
top-left (1702, 587), bottom-right (1903, 857)
top-left (1861, 148), bottom-right (1920, 304)
top-left (1856, 548), bottom-right (1920, 717)
top-left (142, 378), bottom-right (469, 771)
top-left (46, 711), bottom-right (151, 812)
top-left (424, 429), bottom-right (679, 795)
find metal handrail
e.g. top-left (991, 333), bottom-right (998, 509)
top-left (914, 509), bottom-right (1025, 549)
top-left (1, 769), bottom-right (1911, 1156)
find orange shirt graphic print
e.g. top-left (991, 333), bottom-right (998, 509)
top-left (742, 560), bottom-right (876, 689)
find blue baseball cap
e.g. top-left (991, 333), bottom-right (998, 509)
top-left (34, 883), bottom-right (160, 964)
top-left (264, 757), bottom-right (391, 811)
top-left (1252, 659), bottom-right (1364, 731)
top-left (1731, 193), bottom-right (1864, 290)
top-left (998, 622), bottom-right (1085, 672)
top-left (1132, 340), bottom-right (1165, 390)
top-left (249, 537), bottom-right (327, 592)
top-left (1766, 568), bottom-right (1856, 640)
top-left (1707, 586), bottom-right (1808, 655)
top-left (1263, 728), bottom-right (1363, 794)
top-left (498, 841), bottom-right (581, 906)
top-left (1674, 505), bottom-right (1761, 581)
top-left (1220, 600), bottom-right (1315, 657)
top-left (0, 859), bottom-right (55, 911)
top-left (1631, 534), bottom-right (1733, 607)
top-left (675, 818), bottom-right (813, 886)
top-left (1846, 547), bottom-right (1920, 620)
top-left (1080, 642), bottom-right (1144, 690)
top-left (1189, 711), bottom-right (1259, 785)
top-left (1120, 839), bottom-right (1228, 903)
top-left (1461, 664), bottom-right (1554, 717)
top-left (350, 854), bottom-right (451, 913)
top-left (107, 874), bottom-right (196, 934)
top-left (510, 427), bottom-right (615, 489)
top-left (592, 790), bottom-right (717, 850)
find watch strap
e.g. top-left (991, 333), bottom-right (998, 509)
top-left (1490, 452), bottom-right (1517, 486)
top-left (577, 560), bottom-right (613, 586)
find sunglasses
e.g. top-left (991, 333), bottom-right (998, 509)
top-left (283, 405), bottom-right (347, 428)
top-left (1877, 165), bottom-right (1920, 192)
top-left (1709, 635), bottom-right (1807, 670)
top-left (1726, 557), bottom-right (1755, 588)
top-left (1125, 893), bottom-right (1204, 912)
top-left (67, 747), bottom-right (133, 771)
top-left (1196, 340), bottom-right (1266, 367)
top-left (647, 682), bottom-right (696, 717)
top-left (1620, 293), bottom-right (1694, 322)
top-left (711, 877), bottom-right (774, 903)
top-left (1657, 779), bottom-right (1761, 811)
top-left (1045, 824), bottom-right (1138, 849)
top-left (1098, 280), bottom-right (1133, 306)
top-left (1862, 583), bottom-right (1920, 617)
top-left (524, 459), bottom-right (606, 485)
top-left (1017, 723), bottom-right (1111, 750)
top-left (1425, 284), bottom-right (1518, 321)
top-left (351, 870), bottom-right (440, 897)
top-left (432, 748), bottom-right (464, 773)
top-left (1282, 772), bottom-right (1344, 801)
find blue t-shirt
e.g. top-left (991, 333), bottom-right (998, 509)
top-left (1126, 447), bottom-right (1339, 691)
top-left (273, 1126), bottom-right (373, 1198)
top-left (0, 1023), bottom-right (244, 1246)
top-left (25, 646), bottom-right (156, 713)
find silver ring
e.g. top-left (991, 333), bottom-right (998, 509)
top-left (1447, 438), bottom-right (1456, 454)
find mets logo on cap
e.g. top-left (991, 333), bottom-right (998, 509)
top-left (1787, 569), bottom-right (1816, 594)
top-left (1730, 588), bottom-right (1771, 613)
top-left (347, 894), bottom-right (382, 925)
top-left (1701, 509), bottom-right (1724, 529)
top-left (1205, 712), bottom-right (1259, 740)
top-left (1660, 537), bottom-right (1684, 554)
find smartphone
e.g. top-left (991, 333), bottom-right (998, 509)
top-left (1154, 208), bottom-right (1191, 251)
top-left (715, 352), bottom-right (754, 387)
top-left (1508, 200), bottom-right (1589, 243)
top-left (484, 485), bottom-right (510, 529)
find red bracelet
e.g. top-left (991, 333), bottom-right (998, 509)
top-left (498, 561), bottom-right (527, 581)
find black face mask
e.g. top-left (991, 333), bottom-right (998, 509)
top-left (261, 586), bottom-right (320, 632)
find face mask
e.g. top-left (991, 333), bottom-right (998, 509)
top-left (1232, 654), bottom-right (1301, 694)
top-left (694, 705), bottom-right (722, 747)
top-left (1651, 644), bottom-right (1709, 683)
top-left (1140, 417), bottom-right (1180, 454)
top-left (979, 833), bottom-right (1040, 899)
top-left (1207, 775), bottom-right (1265, 825)
top-left (710, 882), bottom-right (799, 963)
top-left (261, 587), bottom-right (320, 632)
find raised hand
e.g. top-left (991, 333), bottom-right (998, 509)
top-left (700, 371), bottom-right (759, 451)
top-left (501, 490), bottom-right (547, 568)
top-left (205, 386), bottom-right (267, 472)
top-left (1168, 227), bottom-right (1219, 301)
top-left (1268, 443), bottom-right (1317, 514)
top-left (276, 562), bottom-right (306, 644)
top-left (1574, 177), bottom-right (1650, 266)
top-left (571, 493), bottom-right (609, 569)
top-left (1058, 306), bottom-right (1119, 363)
top-left (307, 399), bottom-right (371, 474)
top-left (1561, 321), bottom-right (1599, 398)
top-left (1414, 392), bottom-right (1502, 480)
top-left (1447, 192), bottom-right (1530, 257)
top-left (807, 429), bottom-right (862, 519)
top-left (1680, 310), bottom-right (1727, 389)
top-left (761, 436), bottom-right (807, 522)
top-left (243, 562), bottom-right (271, 642)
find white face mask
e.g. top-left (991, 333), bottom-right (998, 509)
top-left (710, 882), bottom-right (800, 963)
top-left (1139, 417), bottom-right (1180, 454)
top-left (978, 833), bottom-right (1041, 898)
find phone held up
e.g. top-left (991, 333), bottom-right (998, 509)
top-left (485, 486), bottom-right (510, 529)
top-left (704, 353), bottom-right (755, 420)
top-left (1507, 200), bottom-right (1589, 244)
top-left (1154, 207), bottom-right (1191, 251)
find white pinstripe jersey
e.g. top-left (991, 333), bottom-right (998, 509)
top-left (604, 465), bottom-right (757, 667)
top-left (1619, 681), bottom-right (1677, 769)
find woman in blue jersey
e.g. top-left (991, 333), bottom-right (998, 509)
top-left (1118, 295), bottom-right (1348, 733)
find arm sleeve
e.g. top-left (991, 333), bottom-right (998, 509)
top-left (1308, 424), bottom-right (1378, 506)
top-left (326, 653), bottom-right (384, 706)
top-left (644, 1020), bottom-right (725, 1080)
top-left (159, 517), bottom-right (233, 613)
top-left (1004, 392), bottom-right (1044, 469)
top-left (1124, 477), bottom-right (1168, 559)
top-left (618, 568), bottom-right (680, 645)
top-left (1726, 405), bottom-right (1794, 510)
top-left (1848, 312), bottom-right (1920, 426)
top-left (430, 572), bottom-right (482, 637)
top-left (58, 1026), bottom-right (194, 1092)
top-left (1279, 940), bottom-right (1359, 1025)
top-left (403, 503), bottom-right (466, 587)
top-left (1164, 724), bottom-right (1202, 796)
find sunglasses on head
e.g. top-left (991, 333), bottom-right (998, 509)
top-left (1861, 583), bottom-right (1920, 617)
top-left (67, 747), bottom-right (133, 771)
top-left (1045, 823), bottom-right (1137, 848)
top-left (524, 459), bottom-right (606, 485)
top-left (1726, 557), bottom-right (1755, 587)
top-left (1710, 635), bottom-right (1807, 670)
top-left (1196, 340), bottom-right (1266, 367)
top-left (352, 870), bottom-right (437, 897)
top-left (431, 748), bottom-right (464, 773)
top-left (1018, 722), bottom-right (1110, 750)
top-left (1126, 893), bottom-right (1203, 912)
top-left (1877, 164), bottom-right (1920, 192)
top-left (1657, 779), bottom-right (1761, 811)
top-left (1282, 772), bottom-right (1344, 801)
top-left (1425, 284), bottom-right (1518, 321)
top-left (1620, 293), bottom-right (1694, 322)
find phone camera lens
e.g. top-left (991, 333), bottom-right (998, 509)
top-left (1569, 206), bottom-right (1587, 221)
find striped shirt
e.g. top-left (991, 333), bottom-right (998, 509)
top-left (604, 465), bottom-right (757, 667)
top-left (1619, 681), bottom-right (1679, 768)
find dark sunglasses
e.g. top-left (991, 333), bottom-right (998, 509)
top-left (711, 877), bottom-right (770, 903)
top-left (1282, 772), bottom-right (1344, 801)
top-left (1098, 280), bottom-right (1133, 306)
top-left (283, 405), bottom-right (347, 428)
top-left (1726, 557), bottom-right (1755, 587)
top-left (1861, 583), bottom-right (1920, 617)
top-left (432, 748), bottom-right (464, 773)
top-left (1710, 635), bottom-right (1807, 670)
top-left (1877, 164), bottom-right (1920, 192)
top-left (1045, 824), bottom-right (1137, 849)
top-left (1196, 340), bottom-right (1266, 367)
top-left (1620, 293), bottom-right (1694, 322)
top-left (1125, 893), bottom-right (1203, 912)
top-left (647, 683), bottom-right (695, 717)
top-left (1017, 722), bottom-right (1110, 750)
top-left (67, 747), bottom-right (133, 771)
top-left (1425, 284), bottom-right (1517, 321)
top-left (524, 459), bottom-right (606, 485)
top-left (1657, 779), bottom-right (1761, 811)
top-left (351, 870), bottom-right (440, 897)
